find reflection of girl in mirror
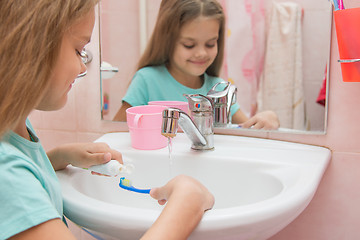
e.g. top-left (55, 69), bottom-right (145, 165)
top-left (114, 0), bottom-right (279, 130)
top-left (0, 0), bottom-right (214, 239)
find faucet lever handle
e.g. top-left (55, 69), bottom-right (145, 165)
top-left (207, 81), bottom-right (230, 98)
top-left (184, 94), bottom-right (213, 112)
top-left (206, 82), bottom-right (237, 126)
top-left (226, 84), bottom-right (237, 116)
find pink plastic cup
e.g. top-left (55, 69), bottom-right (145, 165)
top-left (148, 101), bottom-right (189, 114)
top-left (126, 105), bottom-right (168, 150)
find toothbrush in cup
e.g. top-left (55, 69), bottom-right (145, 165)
top-left (331, 0), bottom-right (339, 11)
top-left (338, 0), bottom-right (344, 10)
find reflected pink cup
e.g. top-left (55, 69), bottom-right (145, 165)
top-left (148, 101), bottom-right (189, 114)
top-left (126, 105), bottom-right (168, 150)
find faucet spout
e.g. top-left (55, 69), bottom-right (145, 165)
top-left (161, 108), bottom-right (213, 150)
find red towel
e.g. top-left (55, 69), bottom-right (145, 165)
top-left (316, 66), bottom-right (327, 107)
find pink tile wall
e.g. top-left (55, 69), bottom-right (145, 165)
top-left (100, 1), bottom-right (140, 120)
top-left (269, 153), bottom-right (360, 240)
top-left (268, 0), bottom-right (360, 239)
top-left (29, 0), bottom-right (360, 239)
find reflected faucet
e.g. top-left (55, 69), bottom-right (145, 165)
top-left (161, 94), bottom-right (214, 150)
top-left (207, 82), bottom-right (237, 127)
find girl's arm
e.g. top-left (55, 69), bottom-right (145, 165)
top-left (241, 110), bottom-right (280, 130)
top-left (9, 218), bottom-right (76, 240)
top-left (113, 101), bottom-right (132, 121)
top-left (232, 109), bottom-right (280, 130)
top-left (231, 109), bottom-right (250, 124)
top-left (141, 175), bottom-right (215, 240)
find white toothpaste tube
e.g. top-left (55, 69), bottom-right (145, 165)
top-left (87, 160), bottom-right (134, 176)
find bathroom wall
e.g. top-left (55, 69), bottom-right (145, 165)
top-left (28, 0), bottom-right (360, 239)
top-left (268, 0), bottom-right (360, 239)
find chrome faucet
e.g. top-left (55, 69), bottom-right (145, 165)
top-left (161, 94), bottom-right (214, 150)
top-left (207, 82), bottom-right (237, 127)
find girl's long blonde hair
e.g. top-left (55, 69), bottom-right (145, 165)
top-left (0, 0), bottom-right (99, 138)
top-left (137, 0), bottom-right (225, 77)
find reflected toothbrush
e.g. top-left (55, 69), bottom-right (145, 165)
top-left (338, 0), bottom-right (344, 10)
top-left (119, 177), bottom-right (151, 194)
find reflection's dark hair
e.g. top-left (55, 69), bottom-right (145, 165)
top-left (137, 0), bottom-right (225, 77)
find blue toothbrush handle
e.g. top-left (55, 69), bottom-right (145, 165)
top-left (119, 184), bottom-right (151, 194)
top-left (119, 177), bottom-right (151, 194)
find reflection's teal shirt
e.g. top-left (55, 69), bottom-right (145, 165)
top-left (123, 64), bottom-right (240, 116)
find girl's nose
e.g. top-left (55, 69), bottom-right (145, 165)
top-left (195, 46), bottom-right (207, 58)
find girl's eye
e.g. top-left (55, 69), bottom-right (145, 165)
top-left (183, 44), bottom-right (194, 49)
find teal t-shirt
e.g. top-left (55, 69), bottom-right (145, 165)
top-left (123, 64), bottom-right (240, 116)
top-left (0, 120), bottom-right (63, 239)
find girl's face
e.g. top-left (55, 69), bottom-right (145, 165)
top-left (36, 9), bottom-right (95, 111)
top-left (168, 16), bottom-right (219, 81)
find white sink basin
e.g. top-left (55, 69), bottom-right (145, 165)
top-left (57, 132), bottom-right (330, 240)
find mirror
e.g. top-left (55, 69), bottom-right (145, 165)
top-left (99, 0), bottom-right (332, 133)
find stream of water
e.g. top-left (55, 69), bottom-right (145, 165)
top-left (167, 137), bottom-right (173, 177)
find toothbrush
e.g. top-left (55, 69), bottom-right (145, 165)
top-left (86, 160), bottom-right (134, 177)
top-left (338, 0), bottom-right (344, 10)
top-left (119, 177), bottom-right (151, 194)
top-left (332, 0), bottom-right (339, 11)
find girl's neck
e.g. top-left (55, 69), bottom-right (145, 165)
top-left (13, 118), bottom-right (31, 141)
top-left (166, 64), bottom-right (204, 89)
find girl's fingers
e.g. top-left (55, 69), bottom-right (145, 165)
top-left (150, 187), bottom-right (168, 202)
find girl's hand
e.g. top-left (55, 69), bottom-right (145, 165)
top-left (141, 175), bottom-right (214, 240)
top-left (150, 175), bottom-right (214, 210)
top-left (241, 110), bottom-right (280, 130)
top-left (47, 142), bottom-right (123, 171)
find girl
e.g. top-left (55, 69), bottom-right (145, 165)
top-left (113, 0), bottom-right (280, 130)
top-left (0, 0), bottom-right (214, 239)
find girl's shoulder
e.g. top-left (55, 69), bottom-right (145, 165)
top-left (0, 135), bottom-right (39, 169)
top-left (133, 65), bottom-right (170, 85)
top-left (136, 65), bottom-right (167, 76)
